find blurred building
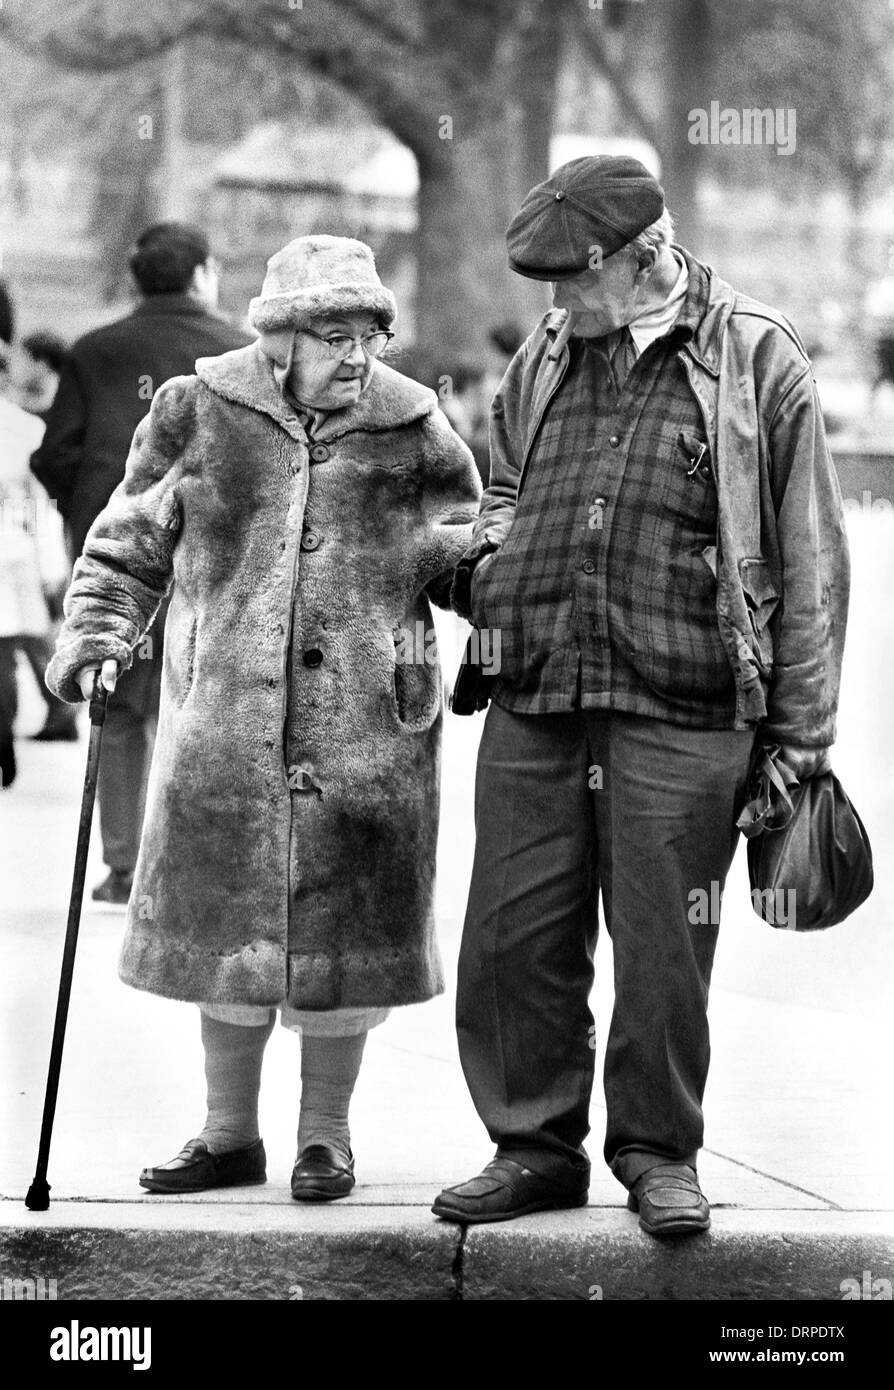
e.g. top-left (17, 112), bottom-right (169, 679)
top-left (209, 121), bottom-right (418, 336)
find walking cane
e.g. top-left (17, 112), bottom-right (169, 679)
top-left (25, 670), bottom-right (110, 1210)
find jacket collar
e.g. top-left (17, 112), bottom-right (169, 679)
top-left (674, 247), bottom-right (736, 379)
top-left (542, 246), bottom-right (737, 380)
top-left (195, 342), bottom-right (437, 442)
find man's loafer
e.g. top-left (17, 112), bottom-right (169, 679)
top-left (432, 1157), bottom-right (589, 1224)
top-left (139, 1137), bottom-right (266, 1193)
top-left (291, 1143), bottom-right (355, 1202)
top-left (627, 1163), bottom-right (710, 1236)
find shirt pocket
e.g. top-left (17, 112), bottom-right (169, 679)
top-left (658, 428), bottom-right (717, 533)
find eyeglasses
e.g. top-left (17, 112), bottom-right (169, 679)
top-left (301, 328), bottom-right (394, 361)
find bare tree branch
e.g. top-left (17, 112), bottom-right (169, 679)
top-left (0, 0), bottom-right (474, 153)
top-left (569, 1), bottom-right (660, 149)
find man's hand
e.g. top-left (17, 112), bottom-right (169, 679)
top-left (75, 659), bottom-right (118, 701)
top-left (776, 744), bottom-right (832, 781)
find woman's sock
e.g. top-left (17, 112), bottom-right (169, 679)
top-left (198, 1012), bottom-right (274, 1154)
top-left (296, 1031), bottom-right (368, 1163)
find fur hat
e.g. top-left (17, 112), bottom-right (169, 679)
top-left (249, 235), bottom-right (397, 333)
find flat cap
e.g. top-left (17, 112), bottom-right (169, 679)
top-left (506, 155), bottom-right (665, 280)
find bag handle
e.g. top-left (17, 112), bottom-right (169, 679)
top-left (736, 744), bottom-right (800, 839)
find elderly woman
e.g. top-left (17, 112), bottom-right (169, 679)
top-left (47, 236), bottom-right (480, 1199)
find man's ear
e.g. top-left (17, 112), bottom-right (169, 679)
top-left (633, 247), bottom-right (658, 285)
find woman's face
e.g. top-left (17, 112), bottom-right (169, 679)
top-left (288, 312), bottom-right (380, 410)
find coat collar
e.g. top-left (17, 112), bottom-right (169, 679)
top-left (195, 342), bottom-right (437, 442)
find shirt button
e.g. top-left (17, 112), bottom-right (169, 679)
top-left (309, 443), bottom-right (330, 462)
top-left (301, 531), bottom-right (321, 551)
top-left (582, 559), bottom-right (596, 575)
top-left (303, 648), bottom-right (324, 668)
top-left (608, 434), bottom-right (621, 448)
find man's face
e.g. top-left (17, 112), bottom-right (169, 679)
top-left (551, 246), bottom-right (651, 336)
top-left (191, 258), bottom-right (221, 311)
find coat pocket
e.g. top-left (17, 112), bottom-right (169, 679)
top-left (391, 623), bottom-right (442, 733)
top-left (739, 557), bottom-right (780, 674)
top-left (168, 610), bottom-right (197, 707)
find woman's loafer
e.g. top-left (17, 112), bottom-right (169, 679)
top-left (291, 1143), bottom-right (355, 1202)
top-left (139, 1137), bottom-right (266, 1193)
top-left (432, 1158), bottom-right (589, 1224)
top-left (627, 1163), bottom-right (710, 1236)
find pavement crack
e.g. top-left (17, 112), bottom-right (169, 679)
top-left (701, 1147), bottom-right (844, 1210)
top-left (450, 1224), bottom-right (466, 1300)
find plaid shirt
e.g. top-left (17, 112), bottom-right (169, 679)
top-left (474, 256), bottom-right (738, 724)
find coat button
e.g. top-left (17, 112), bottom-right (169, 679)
top-left (608, 434), bottom-right (621, 447)
top-left (309, 443), bottom-right (330, 462)
top-left (581, 559), bottom-right (596, 575)
top-left (303, 648), bottom-right (324, 668)
top-left (301, 531), bottom-right (321, 551)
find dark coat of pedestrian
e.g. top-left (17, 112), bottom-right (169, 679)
top-left (32, 222), bottom-right (253, 902)
top-left (31, 275), bottom-right (252, 563)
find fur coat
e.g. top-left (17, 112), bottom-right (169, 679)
top-left (47, 343), bottom-right (481, 1010)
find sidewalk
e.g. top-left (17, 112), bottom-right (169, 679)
top-left (2, 521), bottom-right (893, 1299)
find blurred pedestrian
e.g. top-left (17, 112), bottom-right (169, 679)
top-left (31, 222), bottom-right (254, 903)
top-left (0, 278), bottom-right (14, 350)
top-left (864, 270), bottom-right (894, 404)
top-left (46, 235), bottom-right (480, 1199)
top-left (19, 330), bottom-right (68, 420)
top-left (440, 359), bottom-right (490, 482)
top-left (0, 339), bottom-right (75, 787)
top-left (434, 156), bottom-right (849, 1237)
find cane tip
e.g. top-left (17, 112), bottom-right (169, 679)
top-left (25, 1178), bottom-right (51, 1211)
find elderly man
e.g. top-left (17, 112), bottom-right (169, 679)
top-left (433, 156), bottom-right (849, 1235)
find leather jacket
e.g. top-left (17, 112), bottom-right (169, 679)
top-left (452, 250), bottom-right (850, 747)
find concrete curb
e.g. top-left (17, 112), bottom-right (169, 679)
top-left (2, 1204), bottom-right (893, 1301)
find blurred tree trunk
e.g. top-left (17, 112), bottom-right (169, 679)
top-left (654, 0), bottom-right (714, 254)
top-left (159, 41), bottom-right (187, 219)
top-left (9, 0), bottom-right (562, 345)
top-left (413, 8), bottom-right (559, 362)
top-left (89, 79), bottom-right (164, 301)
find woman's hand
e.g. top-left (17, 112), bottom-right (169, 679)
top-left (75, 659), bottom-right (118, 701)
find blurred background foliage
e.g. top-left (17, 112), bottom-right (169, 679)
top-left (1, 0), bottom-right (893, 395)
